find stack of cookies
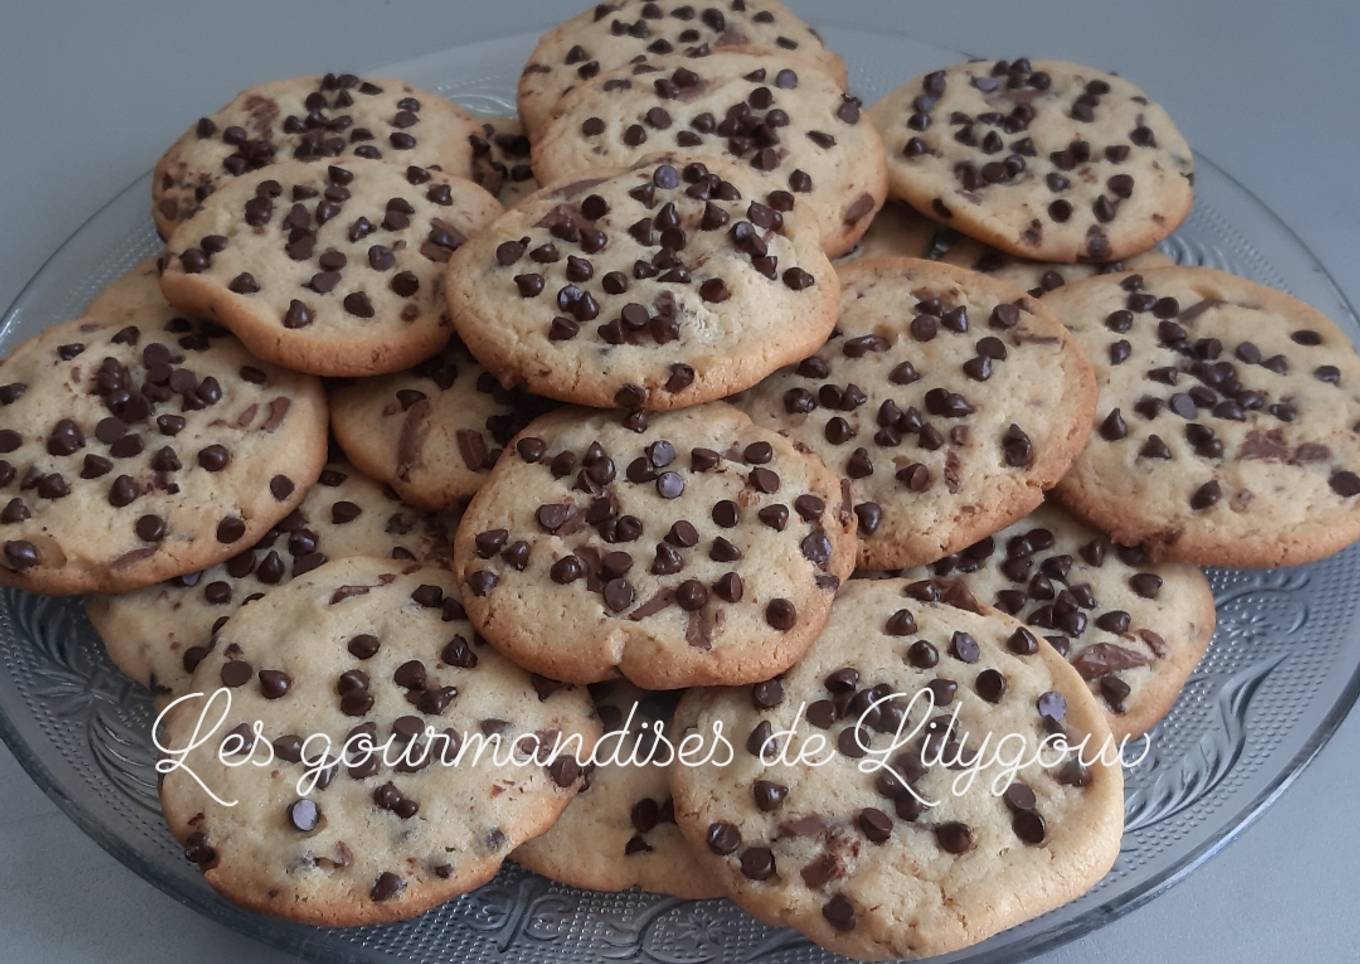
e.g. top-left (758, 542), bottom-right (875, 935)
top-left (3, 2), bottom-right (1358, 958)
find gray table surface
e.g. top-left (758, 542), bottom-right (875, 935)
top-left (2, 1), bottom-right (1357, 961)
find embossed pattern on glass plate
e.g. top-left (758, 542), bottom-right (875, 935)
top-left (1, 24), bottom-right (1358, 964)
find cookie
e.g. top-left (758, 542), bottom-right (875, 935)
top-left (469, 116), bottom-right (540, 206)
top-left (1047, 267), bottom-right (1360, 566)
top-left (153, 73), bottom-right (480, 237)
top-left (839, 204), bottom-right (1175, 291)
top-left (330, 340), bottom-right (554, 511)
top-left (160, 158), bottom-right (501, 377)
top-left (835, 203), bottom-right (934, 263)
top-left (452, 403), bottom-right (857, 688)
top-left (736, 256), bottom-right (1097, 569)
top-left (514, 681), bottom-right (721, 898)
top-left (86, 458), bottom-right (455, 703)
top-left (445, 155), bottom-right (838, 410)
top-left (937, 232), bottom-right (1174, 298)
top-left (517, 0), bottom-right (846, 136)
top-left (670, 577), bottom-right (1124, 960)
top-left (84, 256), bottom-right (166, 321)
top-left (870, 58), bottom-right (1193, 263)
top-left (889, 500), bottom-right (1215, 737)
top-left (532, 50), bottom-right (887, 256)
top-left (0, 291), bottom-right (327, 595)
top-left (160, 556), bottom-right (599, 925)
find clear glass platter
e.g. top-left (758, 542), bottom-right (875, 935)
top-left (1, 21), bottom-right (1358, 964)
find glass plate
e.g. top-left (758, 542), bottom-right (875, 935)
top-left (2, 21), bottom-right (1358, 964)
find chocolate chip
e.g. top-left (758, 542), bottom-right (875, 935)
top-left (949, 631), bottom-right (979, 663)
top-left (934, 821), bottom-right (972, 854)
top-left (3, 540), bottom-right (38, 570)
top-left (706, 821), bottom-right (741, 855)
top-left (1099, 409), bottom-right (1127, 441)
top-left (1013, 810), bottom-right (1047, 844)
top-left (739, 846), bottom-right (775, 880)
top-left (1007, 627), bottom-right (1039, 655)
top-left (853, 502), bottom-right (882, 535)
top-left (217, 517), bottom-right (245, 543)
top-left (825, 667), bottom-right (860, 693)
top-left (1190, 480), bottom-right (1222, 510)
top-left (751, 678), bottom-right (783, 709)
top-left (1330, 471), bottom-right (1360, 498)
top-left (975, 668), bottom-right (1006, 703)
top-left (822, 894), bottom-right (856, 932)
top-left (220, 660), bottom-right (252, 687)
top-left (348, 634), bottom-right (380, 659)
top-left (269, 474), bottom-right (295, 501)
top-left (1000, 424), bottom-right (1033, 466)
top-left (714, 571), bottom-right (743, 602)
top-left (287, 798), bottom-right (319, 833)
top-left (282, 300), bottom-right (313, 328)
top-left (758, 504), bottom-right (789, 530)
top-left (370, 872), bottom-right (405, 902)
top-left (753, 780), bottom-right (788, 812)
top-left (765, 599), bottom-right (796, 630)
top-left (134, 514), bottom-right (165, 542)
top-left (1036, 690), bottom-right (1067, 722)
top-left (259, 670), bottom-right (292, 699)
top-left (857, 807), bottom-right (892, 844)
top-left (656, 471), bottom-right (685, 499)
top-left (907, 640), bottom-right (939, 669)
top-left (604, 578), bottom-right (635, 611)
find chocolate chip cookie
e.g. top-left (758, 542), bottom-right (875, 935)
top-left (153, 73), bottom-right (480, 237)
top-left (736, 256), bottom-right (1097, 569)
top-left (871, 58), bottom-right (1193, 263)
top-left (445, 155), bottom-right (838, 410)
top-left (330, 340), bottom-right (554, 511)
top-left (671, 577), bottom-right (1124, 960)
top-left (937, 231), bottom-right (1174, 297)
top-left (1048, 267), bottom-right (1360, 566)
top-left (469, 116), bottom-right (539, 206)
top-left (160, 158), bottom-right (502, 377)
top-left (518, 0), bottom-right (846, 136)
top-left (889, 500), bottom-right (1216, 737)
top-left (87, 458), bottom-right (455, 703)
top-left (159, 556), bottom-right (600, 925)
top-left (514, 681), bottom-right (721, 898)
top-left (452, 403), bottom-right (857, 688)
top-left (0, 284), bottom-right (327, 595)
top-left (532, 51), bottom-right (887, 256)
top-left (840, 204), bottom-right (1174, 292)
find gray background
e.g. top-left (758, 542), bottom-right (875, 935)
top-left (1, 1), bottom-right (1357, 961)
